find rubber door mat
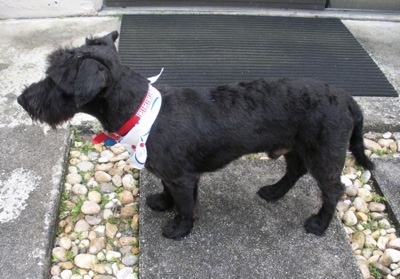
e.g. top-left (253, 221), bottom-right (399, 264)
top-left (118, 14), bottom-right (397, 97)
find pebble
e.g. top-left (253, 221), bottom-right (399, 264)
top-left (358, 260), bottom-right (371, 279)
top-left (360, 170), bottom-right (371, 183)
top-left (352, 231), bottom-right (365, 249)
top-left (122, 174), bottom-right (135, 190)
top-left (119, 237), bottom-right (137, 246)
top-left (81, 201), bottom-right (101, 215)
top-left (88, 237), bottom-right (105, 254)
top-left (377, 236), bottom-right (389, 251)
top-left (74, 254), bottom-right (97, 270)
top-left (60, 269), bottom-right (73, 279)
top-left (357, 188), bottom-right (373, 202)
top-left (60, 237), bottom-right (72, 250)
top-left (119, 190), bottom-right (134, 205)
top-left (387, 238), bottom-right (400, 249)
top-left (52, 247), bottom-right (67, 262)
top-left (88, 191), bottom-right (102, 204)
top-left (385, 249), bottom-right (400, 263)
top-left (353, 197), bottom-right (369, 213)
top-left (364, 138), bottom-right (383, 151)
top-left (343, 211), bottom-right (358, 226)
top-left (105, 223), bottom-right (118, 239)
top-left (72, 184), bottom-right (88, 196)
top-left (85, 215), bottom-right (102, 226)
top-left (77, 161), bottom-right (94, 172)
top-left (341, 175), bottom-right (353, 187)
top-left (95, 171), bottom-right (112, 183)
top-left (66, 173), bottom-right (82, 185)
top-left (121, 254), bottom-right (138, 266)
top-left (368, 202), bottom-right (386, 212)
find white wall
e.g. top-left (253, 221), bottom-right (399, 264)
top-left (0, 0), bottom-right (103, 19)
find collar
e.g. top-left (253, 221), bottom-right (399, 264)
top-left (92, 68), bottom-right (163, 146)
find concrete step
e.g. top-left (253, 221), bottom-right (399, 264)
top-left (139, 160), bottom-right (363, 279)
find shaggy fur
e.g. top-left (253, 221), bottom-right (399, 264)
top-left (18, 31), bottom-right (374, 240)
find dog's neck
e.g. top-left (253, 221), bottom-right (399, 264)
top-left (85, 67), bottom-right (163, 134)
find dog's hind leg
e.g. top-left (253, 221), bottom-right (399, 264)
top-left (303, 154), bottom-right (345, 236)
top-left (146, 181), bottom-right (175, 212)
top-left (161, 173), bottom-right (201, 240)
top-left (257, 151), bottom-right (307, 201)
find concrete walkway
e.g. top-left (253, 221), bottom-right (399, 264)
top-left (0, 9), bottom-right (399, 279)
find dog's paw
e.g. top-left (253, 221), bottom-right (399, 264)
top-left (257, 185), bottom-right (286, 201)
top-left (146, 193), bottom-right (174, 211)
top-left (162, 215), bottom-right (194, 240)
top-left (304, 215), bottom-right (327, 236)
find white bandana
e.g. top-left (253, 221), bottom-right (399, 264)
top-left (119, 70), bottom-right (163, 169)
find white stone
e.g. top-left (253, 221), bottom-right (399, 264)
top-left (342, 211), bottom-right (358, 227)
top-left (60, 269), bottom-right (73, 279)
top-left (382, 132), bottom-right (392, 139)
top-left (85, 215), bottom-right (102, 226)
top-left (94, 171), bottom-right (112, 182)
top-left (97, 252), bottom-right (106, 261)
top-left (357, 260), bottom-right (370, 279)
top-left (77, 161), bottom-right (94, 172)
top-left (387, 238), bottom-right (400, 249)
top-left (364, 138), bottom-right (383, 151)
top-left (78, 239), bottom-right (90, 249)
top-left (106, 251), bottom-right (122, 261)
top-left (379, 219), bottom-right (391, 229)
top-left (94, 225), bottom-right (105, 235)
top-left (88, 191), bottom-right (102, 204)
top-left (100, 150), bottom-right (116, 160)
top-left (72, 184), bottom-right (88, 196)
top-left (377, 236), bottom-right (389, 251)
top-left (66, 173), bottom-right (82, 185)
top-left (392, 268), bottom-right (400, 277)
top-left (383, 249), bottom-right (400, 264)
top-left (122, 174), bottom-right (135, 190)
top-left (52, 247), bottom-right (67, 262)
top-left (111, 143), bottom-right (126, 155)
top-left (110, 151), bottom-right (129, 163)
top-left (68, 166), bottom-right (78, 174)
top-left (360, 170), bottom-right (371, 182)
top-left (340, 175), bottom-right (353, 187)
top-left (88, 237), bottom-right (105, 254)
top-left (377, 138), bottom-right (392, 148)
top-left (365, 235), bottom-right (377, 248)
top-left (81, 200), bottom-right (101, 215)
top-left (369, 202), bottom-right (386, 212)
top-left (112, 175), bottom-right (122, 187)
top-left (103, 209), bottom-right (113, 220)
top-left (95, 163), bottom-right (114, 172)
top-left (353, 197), bottom-right (369, 213)
top-left (74, 254), bottom-right (97, 270)
top-left (117, 267), bottom-right (135, 279)
top-left (74, 219), bottom-right (90, 232)
top-left (357, 188), bottom-right (373, 202)
top-left (59, 237), bottom-right (72, 250)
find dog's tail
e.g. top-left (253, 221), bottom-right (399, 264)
top-left (348, 100), bottom-right (375, 170)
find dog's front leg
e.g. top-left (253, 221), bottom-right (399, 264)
top-left (161, 174), bottom-right (200, 240)
top-left (146, 181), bottom-right (175, 211)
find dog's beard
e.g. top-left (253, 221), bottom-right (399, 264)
top-left (18, 78), bottom-right (78, 129)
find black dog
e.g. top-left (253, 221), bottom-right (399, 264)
top-left (18, 31), bottom-right (374, 240)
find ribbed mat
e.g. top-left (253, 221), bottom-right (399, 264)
top-left (118, 15), bottom-right (397, 97)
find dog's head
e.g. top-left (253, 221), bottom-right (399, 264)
top-left (17, 31), bottom-right (121, 128)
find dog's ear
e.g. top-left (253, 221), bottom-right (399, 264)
top-left (74, 58), bottom-right (109, 107)
top-left (85, 31), bottom-right (119, 47)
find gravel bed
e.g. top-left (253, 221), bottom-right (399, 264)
top-left (50, 129), bottom-right (400, 279)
